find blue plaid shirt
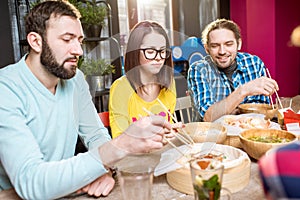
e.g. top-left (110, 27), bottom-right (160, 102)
top-left (187, 52), bottom-right (270, 120)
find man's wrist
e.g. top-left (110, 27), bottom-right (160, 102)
top-left (98, 140), bottom-right (129, 168)
top-left (237, 84), bottom-right (248, 98)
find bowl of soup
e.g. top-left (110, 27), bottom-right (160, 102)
top-left (239, 129), bottom-right (297, 160)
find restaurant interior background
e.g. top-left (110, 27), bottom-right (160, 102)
top-left (1, 0), bottom-right (300, 111)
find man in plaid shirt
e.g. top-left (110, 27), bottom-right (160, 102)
top-left (187, 19), bottom-right (279, 122)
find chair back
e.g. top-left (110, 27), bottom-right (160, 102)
top-left (98, 111), bottom-right (110, 127)
top-left (175, 96), bottom-right (192, 123)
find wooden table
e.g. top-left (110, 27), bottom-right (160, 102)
top-left (0, 162), bottom-right (266, 200)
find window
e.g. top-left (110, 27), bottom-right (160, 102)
top-left (117, 0), bottom-right (173, 47)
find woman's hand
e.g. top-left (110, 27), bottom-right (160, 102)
top-left (162, 122), bottom-right (185, 144)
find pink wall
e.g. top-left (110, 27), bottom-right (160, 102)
top-left (230, 0), bottom-right (300, 97)
top-left (275, 0), bottom-right (300, 97)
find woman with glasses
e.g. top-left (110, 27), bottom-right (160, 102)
top-left (109, 20), bottom-right (176, 138)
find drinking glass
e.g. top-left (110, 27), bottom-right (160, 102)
top-left (117, 168), bottom-right (154, 200)
top-left (190, 158), bottom-right (231, 200)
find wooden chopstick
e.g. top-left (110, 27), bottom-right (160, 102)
top-left (172, 130), bottom-right (194, 146)
top-left (269, 96), bottom-right (275, 109)
top-left (163, 137), bottom-right (186, 156)
top-left (142, 107), bottom-right (192, 147)
top-left (275, 91), bottom-right (283, 109)
top-left (265, 68), bottom-right (283, 109)
top-left (156, 99), bottom-right (195, 145)
top-left (142, 106), bottom-right (187, 156)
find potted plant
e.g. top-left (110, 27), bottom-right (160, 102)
top-left (29, 0), bottom-right (42, 9)
top-left (70, 0), bottom-right (107, 37)
top-left (79, 58), bottom-right (115, 91)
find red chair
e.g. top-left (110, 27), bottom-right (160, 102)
top-left (75, 111), bottom-right (111, 154)
top-left (98, 111), bottom-right (111, 137)
top-left (98, 111), bottom-right (109, 127)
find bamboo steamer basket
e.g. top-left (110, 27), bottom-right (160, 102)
top-left (166, 144), bottom-right (251, 194)
top-left (239, 129), bottom-right (298, 160)
top-left (181, 122), bottom-right (227, 144)
top-left (224, 135), bottom-right (242, 148)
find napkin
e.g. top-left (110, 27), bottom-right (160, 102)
top-left (284, 109), bottom-right (300, 125)
top-left (283, 109), bottom-right (300, 136)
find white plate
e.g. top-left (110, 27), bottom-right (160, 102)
top-left (214, 113), bottom-right (281, 136)
top-left (154, 143), bottom-right (249, 176)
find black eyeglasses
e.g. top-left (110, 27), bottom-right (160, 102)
top-left (140, 48), bottom-right (171, 60)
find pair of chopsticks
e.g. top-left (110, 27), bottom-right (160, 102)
top-left (156, 99), bottom-right (195, 146)
top-left (142, 98), bottom-right (195, 156)
top-left (142, 105), bottom-right (194, 147)
top-left (265, 68), bottom-right (283, 109)
top-left (142, 107), bottom-right (187, 156)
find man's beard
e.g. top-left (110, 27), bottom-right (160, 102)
top-left (40, 40), bottom-right (77, 79)
top-left (214, 56), bottom-right (234, 69)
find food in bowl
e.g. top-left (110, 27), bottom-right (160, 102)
top-left (200, 152), bottom-right (225, 162)
top-left (238, 103), bottom-right (278, 119)
top-left (247, 135), bottom-right (292, 143)
top-left (223, 115), bottom-right (271, 129)
top-left (239, 129), bottom-right (297, 160)
top-left (238, 103), bottom-right (274, 113)
top-left (177, 149), bottom-right (226, 167)
top-left (196, 158), bottom-right (215, 170)
top-left (175, 144), bottom-right (246, 170)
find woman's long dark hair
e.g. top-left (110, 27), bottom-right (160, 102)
top-left (124, 20), bottom-right (174, 90)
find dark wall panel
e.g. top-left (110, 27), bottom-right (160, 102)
top-left (0, 0), bottom-right (14, 68)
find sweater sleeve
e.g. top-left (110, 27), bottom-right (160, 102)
top-left (76, 70), bottom-right (111, 149)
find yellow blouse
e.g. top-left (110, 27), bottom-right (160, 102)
top-left (109, 76), bottom-right (176, 138)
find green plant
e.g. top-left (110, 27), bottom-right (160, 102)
top-left (70, 0), bottom-right (107, 27)
top-left (79, 58), bottom-right (115, 76)
top-left (29, 0), bottom-right (43, 9)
